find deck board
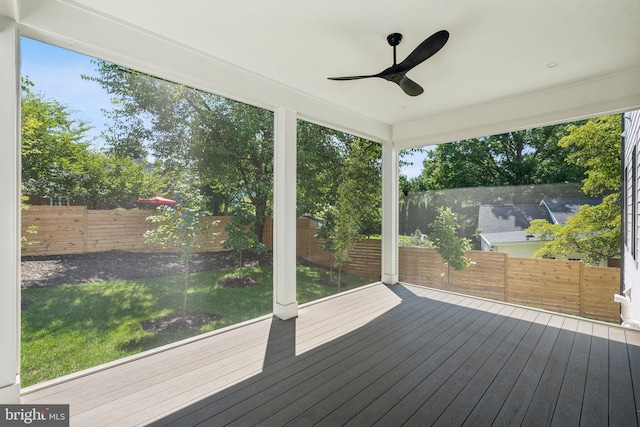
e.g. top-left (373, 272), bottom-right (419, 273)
top-left (490, 314), bottom-right (565, 426)
top-left (582, 323), bottom-right (609, 426)
top-left (608, 327), bottom-right (637, 425)
top-left (521, 317), bottom-right (578, 426)
top-left (20, 282), bottom-right (640, 427)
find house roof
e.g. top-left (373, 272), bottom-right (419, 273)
top-left (2, 0), bottom-right (638, 148)
top-left (540, 197), bottom-right (602, 225)
top-left (478, 198), bottom-right (604, 245)
top-left (478, 204), bottom-right (552, 245)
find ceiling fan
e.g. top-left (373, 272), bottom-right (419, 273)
top-left (328, 30), bottom-right (449, 97)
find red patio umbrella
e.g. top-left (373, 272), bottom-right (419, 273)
top-left (136, 196), bottom-right (178, 206)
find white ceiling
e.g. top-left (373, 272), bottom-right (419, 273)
top-left (3, 0), bottom-right (640, 149)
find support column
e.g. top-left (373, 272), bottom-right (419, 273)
top-left (273, 108), bottom-right (298, 320)
top-left (381, 141), bottom-right (399, 284)
top-left (0, 17), bottom-right (21, 403)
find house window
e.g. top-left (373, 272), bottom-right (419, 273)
top-left (50, 196), bottom-right (70, 206)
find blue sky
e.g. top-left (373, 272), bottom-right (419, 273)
top-left (20, 36), bottom-right (426, 177)
top-left (20, 37), bottom-right (111, 149)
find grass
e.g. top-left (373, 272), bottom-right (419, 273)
top-left (21, 263), bottom-right (371, 387)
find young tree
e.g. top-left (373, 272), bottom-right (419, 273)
top-left (144, 186), bottom-right (218, 318)
top-left (221, 203), bottom-right (267, 278)
top-left (430, 206), bottom-right (471, 287)
top-left (525, 115), bottom-right (622, 265)
top-left (326, 138), bottom-right (381, 290)
top-left (316, 207), bottom-right (338, 280)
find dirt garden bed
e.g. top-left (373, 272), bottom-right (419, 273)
top-left (21, 250), bottom-right (272, 289)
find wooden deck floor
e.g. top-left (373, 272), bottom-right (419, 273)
top-left (21, 283), bottom-right (640, 426)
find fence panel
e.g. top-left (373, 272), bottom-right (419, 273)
top-left (450, 251), bottom-right (507, 301)
top-left (582, 266), bottom-right (620, 322)
top-left (539, 258), bottom-right (581, 316)
top-left (399, 247), bottom-right (444, 289)
top-left (23, 207), bottom-right (229, 256)
top-left (22, 206), bottom-right (87, 256)
top-left (507, 258), bottom-right (544, 307)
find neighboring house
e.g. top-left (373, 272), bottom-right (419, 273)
top-left (621, 110), bottom-right (640, 327)
top-left (478, 197), bottom-right (602, 262)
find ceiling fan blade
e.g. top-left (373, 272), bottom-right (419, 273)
top-left (397, 76), bottom-right (424, 96)
top-left (397, 30), bottom-right (449, 73)
top-left (327, 74), bottom-right (377, 81)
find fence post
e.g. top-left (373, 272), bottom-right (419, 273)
top-left (83, 207), bottom-right (88, 254)
top-left (579, 261), bottom-right (585, 318)
top-left (503, 252), bottom-right (509, 303)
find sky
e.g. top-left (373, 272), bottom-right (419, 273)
top-left (20, 37), bottom-right (111, 149)
top-left (20, 36), bottom-right (426, 178)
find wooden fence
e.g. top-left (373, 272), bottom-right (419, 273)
top-left (295, 219), bottom-right (621, 323)
top-left (22, 207), bottom-right (621, 322)
top-left (22, 206), bottom-right (230, 256)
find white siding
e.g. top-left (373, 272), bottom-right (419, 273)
top-left (623, 110), bottom-right (640, 322)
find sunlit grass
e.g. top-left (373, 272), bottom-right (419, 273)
top-left (21, 263), bottom-right (370, 387)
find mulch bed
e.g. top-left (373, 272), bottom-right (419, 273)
top-left (315, 277), bottom-right (345, 288)
top-left (142, 312), bottom-right (221, 333)
top-left (219, 276), bottom-right (260, 288)
top-left (20, 250), bottom-right (272, 289)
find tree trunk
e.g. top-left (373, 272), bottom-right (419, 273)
top-left (183, 261), bottom-right (189, 319)
top-left (254, 200), bottom-right (266, 243)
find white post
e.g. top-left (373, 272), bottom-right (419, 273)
top-left (273, 108), bottom-right (298, 320)
top-left (0, 16), bottom-right (21, 403)
top-left (381, 141), bottom-right (399, 284)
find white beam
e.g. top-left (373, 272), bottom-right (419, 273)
top-left (273, 108), bottom-right (298, 320)
top-left (393, 67), bottom-right (640, 150)
top-left (0, 15), bottom-right (20, 403)
top-left (381, 141), bottom-right (399, 285)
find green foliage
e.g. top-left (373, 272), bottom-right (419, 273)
top-left (399, 228), bottom-right (431, 247)
top-left (322, 139), bottom-right (382, 288)
top-left (144, 188), bottom-right (219, 316)
top-left (297, 121), bottom-right (348, 216)
top-left (417, 122), bottom-right (586, 191)
top-left (88, 62), bottom-right (275, 240)
top-left (559, 115), bottom-right (621, 197)
top-left (76, 152), bottom-right (162, 209)
top-left (526, 195), bottom-right (620, 265)
top-left (21, 79), bottom-right (91, 200)
top-left (221, 204), bottom-right (267, 275)
top-left (21, 78), bottom-right (160, 208)
top-left (89, 62), bottom-right (387, 238)
top-left (20, 190), bottom-right (38, 248)
top-left (430, 207), bottom-right (471, 286)
top-left (525, 115), bottom-right (622, 265)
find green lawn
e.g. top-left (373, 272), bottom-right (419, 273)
top-left (21, 264), bottom-right (371, 387)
